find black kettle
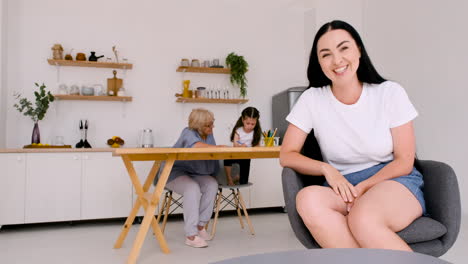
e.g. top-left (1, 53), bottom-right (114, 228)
top-left (89, 51), bottom-right (104, 62)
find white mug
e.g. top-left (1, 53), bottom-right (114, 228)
top-left (93, 84), bottom-right (105, 95)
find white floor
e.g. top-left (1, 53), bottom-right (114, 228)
top-left (0, 211), bottom-right (466, 264)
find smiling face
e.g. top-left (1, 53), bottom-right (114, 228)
top-left (317, 29), bottom-right (361, 87)
top-left (242, 117), bottom-right (257, 133)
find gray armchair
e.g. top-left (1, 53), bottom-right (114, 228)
top-left (282, 153), bottom-right (461, 257)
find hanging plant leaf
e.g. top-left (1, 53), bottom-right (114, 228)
top-left (226, 52), bottom-right (249, 98)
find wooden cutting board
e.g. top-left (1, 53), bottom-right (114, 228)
top-left (24, 145), bottom-right (72, 148)
top-left (107, 70), bottom-right (122, 96)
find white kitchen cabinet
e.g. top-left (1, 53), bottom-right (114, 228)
top-left (81, 153), bottom-right (132, 219)
top-left (25, 153), bottom-right (81, 223)
top-left (0, 153), bottom-right (26, 226)
top-left (249, 159), bottom-right (284, 208)
top-left (0, 149), bottom-right (284, 227)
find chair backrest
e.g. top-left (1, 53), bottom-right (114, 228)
top-left (302, 130), bottom-right (323, 162)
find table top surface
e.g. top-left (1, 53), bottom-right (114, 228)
top-left (113, 146), bottom-right (281, 161)
top-left (210, 249), bottom-right (451, 264)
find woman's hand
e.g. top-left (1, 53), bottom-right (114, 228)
top-left (233, 141), bottom-right (246, 147)
top-left (193, 142), bottom-right (229, 148)
top-left (321, 163), bottom-right (358, 203)
top-left (345, 181), bottom-right (370, 212)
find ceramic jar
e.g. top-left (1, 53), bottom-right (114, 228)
top-left (191, 59), bottom-right (200, 67)
top-left (51, 44), bottom-right (64, 60)
top-left (181, 58), bottom-right (189, 67)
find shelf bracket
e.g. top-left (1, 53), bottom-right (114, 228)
top-left (55, 63), bottom-right (61, 83)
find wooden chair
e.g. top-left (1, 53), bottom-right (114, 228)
top-left (210, 162), bottom-right (254, 238)
top-left (156, 188), bottom-right (183, 233)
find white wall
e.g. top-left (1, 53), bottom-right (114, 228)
top-left (362, 0), bottom-right (468, 212)
top-left (4, 0), bottom-right (307, 148)
top-left (0, 0), bottom-right (6, 147)
top-left (314, 0), bottom-right (364, 33)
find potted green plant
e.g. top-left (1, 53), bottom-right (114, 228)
top-left (13, 83), bottom-right (55, 144)
top-left (226, 52), bottom-right (249, 98)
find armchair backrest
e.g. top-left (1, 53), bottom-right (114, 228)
top-left (301, 130), bottom-right (323, 162)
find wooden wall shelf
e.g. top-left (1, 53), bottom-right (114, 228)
top-left (176, 97), bottom-right (248, 104)
top-left (54, 95), bottom-right (132, 101)
top-left (48, 59), bottom-right (133, 69)
top-left (176, 66), bottom-right (230, 74)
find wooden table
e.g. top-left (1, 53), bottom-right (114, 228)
top-left (112, 146), bottom-right (281, 264)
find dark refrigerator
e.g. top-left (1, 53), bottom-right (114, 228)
top-left (271, 86), bottom-right (322, 161)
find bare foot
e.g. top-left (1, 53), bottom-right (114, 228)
top-left (232, 175), bottom-right (240, 185)
top-left (226, 176), bottom-right (235, 186)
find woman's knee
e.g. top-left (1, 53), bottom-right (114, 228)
top-left (183, 182), bottom-right (202, 200)
top-left (202, 176), bottom-right (219, 194)
top-left (296, 186), bottom-right (332, 218)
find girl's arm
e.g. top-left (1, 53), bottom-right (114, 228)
top-left (233, 133), bottom-right (245, 147)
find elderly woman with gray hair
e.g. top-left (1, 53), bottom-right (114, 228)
top-left (165, 108), bottom-right (225, 248)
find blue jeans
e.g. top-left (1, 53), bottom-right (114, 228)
top-left (324, 162), bottom-right (426, 215)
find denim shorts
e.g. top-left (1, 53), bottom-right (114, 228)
top-left (324, 162), bottom-right (426, 215)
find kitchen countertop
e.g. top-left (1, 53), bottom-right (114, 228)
top-left (0, 148), bottom-right (117, 153)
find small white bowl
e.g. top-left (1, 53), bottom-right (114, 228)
top-left (81, 86), bottom-right (95, 96)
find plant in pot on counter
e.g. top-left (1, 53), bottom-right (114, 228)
top-left (226, 52), bottom-right (249, 98)
top-left (13, 83), bottom-right (55, 145)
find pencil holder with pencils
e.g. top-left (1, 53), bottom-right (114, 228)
top-left (262, 128), bottom-right (279, 147)
top-left (263, 136), bottom-right (279, 147)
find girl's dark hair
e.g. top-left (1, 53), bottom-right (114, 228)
top-left (230, 107), bottom-right (262, 146)
top-left (307, 20), bottom-right (386, 88)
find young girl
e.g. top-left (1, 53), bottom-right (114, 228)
top-left (224, 107), bottom-right (262, 185)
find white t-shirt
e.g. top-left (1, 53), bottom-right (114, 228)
top-left (286, 81), bottom-right (418, 175)
top-left (235, 127), bottom-right (254, 147)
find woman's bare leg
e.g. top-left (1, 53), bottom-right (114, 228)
top-left (296, 185), bottom-right (360, 248)
top-left (347, 181), bottom-right (422, 251)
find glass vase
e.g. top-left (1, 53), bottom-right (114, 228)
top-left (31, 121), bottom-right (40, 144)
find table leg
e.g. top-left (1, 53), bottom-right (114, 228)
top-left (127, 202), bottom-right (160, 264)
top-left (114, 160), bottom-right (161, 248)
top-left (114, 199), bottom-right (142, 249)
top-left (126, 157), bottom-right (175, 264)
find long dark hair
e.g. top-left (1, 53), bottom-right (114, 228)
top-left (230, 107), bottom-right (262, 146)
top-left (307, 20), bottom-right (386, 88)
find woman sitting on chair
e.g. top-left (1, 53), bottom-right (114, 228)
top-left (280, 20), bottom-right (425, 251)
top-left (165, 108), bottom-right (226, 248)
